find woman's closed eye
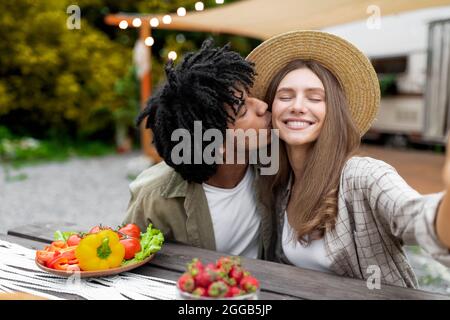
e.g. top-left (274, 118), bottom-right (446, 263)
top-left (278, 95), bottom-right (293, 101)
top-left (308, 96), bottom-right (323, 103)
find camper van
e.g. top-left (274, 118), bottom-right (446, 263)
top-left (324, 6), bottom-right (450, 147)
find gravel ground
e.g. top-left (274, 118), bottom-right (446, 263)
top-left (0, 152), bottom-right (142, 235)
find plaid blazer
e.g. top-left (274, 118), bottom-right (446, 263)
top-left (274, 156), bottom-right (449, 288)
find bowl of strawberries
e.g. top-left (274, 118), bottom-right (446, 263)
top-left (176, 256), bottom-right (260, 300)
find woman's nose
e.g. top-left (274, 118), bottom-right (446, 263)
top-left (291, 97), bottom-right (308, 113)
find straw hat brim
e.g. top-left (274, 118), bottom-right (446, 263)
top-left (246, 30), bottom-right (380, 136)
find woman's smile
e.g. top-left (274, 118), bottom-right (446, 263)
top-left (282, 118), bottom-right (317, 130)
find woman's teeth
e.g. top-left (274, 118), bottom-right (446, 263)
top-left (285, 121), bottom-right (312, 129)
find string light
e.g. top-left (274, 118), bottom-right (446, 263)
top-left (119, 20), bottom-right (128, 29)
top-left (177, 7), bottom-right (187, 17)
top-left (132, 18), bottom-right (142, 27)
top-left (150, 18), bottom-right (159, 27)
top-left (162, 15), bottom-right (172, 24)
top-left (168, 51), bottom-right (177, 60)
top-left (195, 2), bottom-right (204, 11)
top-left (145, 37), bottom-right (155, 47)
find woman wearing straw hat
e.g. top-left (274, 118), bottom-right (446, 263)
top-left (247, 30), bottom-right (450, 288)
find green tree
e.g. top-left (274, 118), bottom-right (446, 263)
top-left (0, 0), bottom-right (130, 140)
top-left (0, 0), bottom-right (257, 145)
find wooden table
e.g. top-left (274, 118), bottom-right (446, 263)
top-left (3, 223), bottom-right (450, 300)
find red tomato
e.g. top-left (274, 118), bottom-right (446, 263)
top-left (67, 234), bottom-right (82, 246)
top-left (120, 237), bottom-right (141, 260)
top-left (118, 224), bottom-right (141, 239)
top-left (89, 225), bottom-right (112, 234)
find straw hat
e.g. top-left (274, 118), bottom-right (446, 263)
top-left (246, 30), bottom-right (380, 136)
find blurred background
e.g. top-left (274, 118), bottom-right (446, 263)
top-left (1, 0), bottom-right (450, 294)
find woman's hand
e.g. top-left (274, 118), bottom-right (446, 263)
top-left (437, 133), bottom-right (450, 248)
top-left (442, 134), bottom-right (450, 188)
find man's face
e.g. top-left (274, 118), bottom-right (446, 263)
top-left (225, 89), bottom-right (271, 152)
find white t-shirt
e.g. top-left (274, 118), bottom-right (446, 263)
top-left (282, 211), bottom-right (332, 273)
top-left (202, 167), bottom-right (260, 259)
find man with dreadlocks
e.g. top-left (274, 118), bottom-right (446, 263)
top-left (123, 39), bottom-right (274, 259)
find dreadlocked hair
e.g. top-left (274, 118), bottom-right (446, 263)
top-left (136, 38), bottom-right (256, 183)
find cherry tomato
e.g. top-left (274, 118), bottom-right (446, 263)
top-left (118, 224), bottom-right (141, 239)
top-left (67, 234), bottom-right (82, 246)
top-left (120, 237), bottom-right (141, 260)
top-left (89, 225), bottom-right (112, 234)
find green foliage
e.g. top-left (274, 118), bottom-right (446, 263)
top-left (113, 66), bottom-right (140, 128)
top-left (0, 126), bottom-right (114, 168)
top-left (0, 0), bottom-right (258, 147)
top-left (0, 0), bottom-right (130, 139)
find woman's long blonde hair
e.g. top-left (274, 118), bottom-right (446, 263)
top-left (262, 59), bottom-right (361, 244)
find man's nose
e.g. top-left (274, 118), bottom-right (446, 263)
top-left (251, 97), bottom-right (269, 116)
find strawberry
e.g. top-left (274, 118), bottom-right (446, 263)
top-left (177, 273), bottom-right (195, 293)
top-left (207, 281), bottom-right (229, 298)
top-left (230, 256), bottom-right (242, 266)
top-left (205, 263), bottom-right (216, 270)
top-left (240, 275), bottom-right (259, 293)
top-left (229, 286), bottom-right (245, 297)
top-left (229, 265), bottom-right (244, 284)
top-left (205, 264), bottom-right (223, 280)
top-left (216, 256), bottom-right (235, 273)
top-left (194, 269), bottom-right (214, 288)
top-left (192, 287), bottom-right (207, 297)
top-left (187, 258), bottom-right (204, 275)
top-left (221, 275), bottom-right (237, 287)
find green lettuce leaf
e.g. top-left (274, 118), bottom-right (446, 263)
top-left (53, 230), bottom-right (77, 242)
top-left (122, 224), bottom-right (164, 265)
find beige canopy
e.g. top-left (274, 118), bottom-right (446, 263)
top-left (149, 0), bottom-right (450, 40)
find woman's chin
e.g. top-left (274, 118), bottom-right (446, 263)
top-left (281, 134), bottom-right (315, 146)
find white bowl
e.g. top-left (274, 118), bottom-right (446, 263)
top-left (176, 284), bottom-right (259, 300)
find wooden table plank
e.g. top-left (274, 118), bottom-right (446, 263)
top-left (7, 223), bottom-right (450, 300)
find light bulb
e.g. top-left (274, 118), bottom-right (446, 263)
top-left (119, 20), bottom-right (128, 29)
top-left (168, 51), bottom-right (177, 60)
top-left (145, 37), bottom-right (154, 47)
top-left (150, 18), bottom-right (159, 27)
top-left (162, 15), bottom-right (172, 24)
top-left (132, 18), bottom-right (142, 27)
top-left (177, 7), bottom-right (187, 17)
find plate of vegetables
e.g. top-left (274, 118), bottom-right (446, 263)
top-left (35, 223), bottom-right (164, 278)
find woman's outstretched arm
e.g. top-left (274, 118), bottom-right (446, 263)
top-left (435, 136), bottom-right (450, 248)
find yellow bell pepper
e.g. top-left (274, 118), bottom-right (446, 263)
top-left (75, 230), bottom-right (125, 271)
